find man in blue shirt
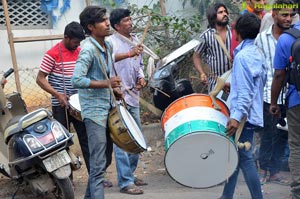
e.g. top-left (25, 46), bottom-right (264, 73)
top-left (219, 13), bottom-right (266, 199)
top-left (271, 20), bottom-right (300, 199)
top-left (72, 6), bottom-right (122, 199)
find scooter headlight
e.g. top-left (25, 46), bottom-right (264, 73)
top-left (51, 121), bottom-right (66, 140)
top-left (24, 135), bottom-right (43, 151)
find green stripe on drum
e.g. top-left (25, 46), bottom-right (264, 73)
top-left (164, 120), bottom-right (232, 150)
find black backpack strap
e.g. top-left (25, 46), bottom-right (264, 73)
top-left (284, 28), bottom-right (300, 39)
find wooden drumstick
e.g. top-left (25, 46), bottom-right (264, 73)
top-left (147, 85), bottom-right (171, 98)
top-left (134, 14), bottom-right (151, 60)
top-left (124, 86), bottom-right (162, 117)
top-left (140, 13), bottom-right (151, 44)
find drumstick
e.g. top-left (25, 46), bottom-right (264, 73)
top-left (134, 14), bottom-right (151, 60)
top-left (124, 86), bottom-right (162, 117)
top-left (147, 85), bottom-right (171, 98)
top-left (140, 13), bottom-right (151, 44)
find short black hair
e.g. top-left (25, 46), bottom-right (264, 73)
top-left (109, 8), bottom-right (131, 30)
top-left (273, 0), bottom-right (296, 12)
top-left (234, 13), bottom-right (260, 40)
top-left (206, 3), bottom-right (228, 28)
top-left (64, 21), bottom-right (85, 40)
top-left (79, 6), bottom-right (107, 35)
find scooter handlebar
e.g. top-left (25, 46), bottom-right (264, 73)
top-left (3, 68), bottom-right (14, 79)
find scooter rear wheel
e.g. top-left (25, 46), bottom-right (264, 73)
top-left (53, 177), bottom-right (74, 199)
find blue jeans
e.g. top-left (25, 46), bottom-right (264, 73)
top-left (84, 119), bottom-right (107, 199)
top-left (259, 102), bottom-right (288, 176)
top-left (114, 104), bottom-right (141, 189)
top-left (221, 123), bottom-right (263, 199)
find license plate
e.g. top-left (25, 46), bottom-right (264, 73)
top-left (42, 150), bottom-right (71, 172)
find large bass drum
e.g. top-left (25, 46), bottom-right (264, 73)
top-left (161, 94), bottom-right (238, 188)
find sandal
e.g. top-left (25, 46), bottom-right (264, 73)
top-left (259, 171), bottom-right (268, 185)
top-left (103, 180), bottom-right (113, 188)
top-left (120, 185), bottom-right (143, 195)
top-left (268, 175), bottom-right (290, 186)
top-left (134, 177), bottom-right (148, 186)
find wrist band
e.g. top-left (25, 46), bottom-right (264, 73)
top-left (128, 51), bottom-right (131, 58)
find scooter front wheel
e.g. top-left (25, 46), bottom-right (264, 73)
top-left (53, 177), bottom-right (74, 199)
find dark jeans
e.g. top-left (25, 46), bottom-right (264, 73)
top-left (221, 123), bottom-right (263, 199)
top-left (52, 105), bottom-right (90, 172)
top-left (258, 102), bottom-right (288, 176)
top-left (52, 106), bottom-right (113, 172)
top-left (84, 119), bottom-right (107, 199)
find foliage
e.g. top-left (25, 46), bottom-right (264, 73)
top-left (181, 0), bottom-right (241, 21)
top-left (128, 3), bottom-right (202, 58)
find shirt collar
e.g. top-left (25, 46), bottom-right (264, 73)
top-left (234, 39), bottom-right (255, 56)
top-left (266, 24), bottom-right (273, 36)
top-left (210, 25), bottom-right (231, 33)
top-left (90, 37), bottom-right (109, 53)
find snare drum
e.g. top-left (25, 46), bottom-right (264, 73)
top-left (68, 94), bottom-right (82, 121)
top-left (161, 94), bottom-right (238, 188)
top-left (108, 105), bottom-right (147, 154)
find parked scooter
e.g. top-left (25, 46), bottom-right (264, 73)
top-left (148, 39), bottom-right (200, 111)
top-left (0, 68), bottom-right (80, 199)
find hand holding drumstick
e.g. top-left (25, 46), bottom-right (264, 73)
top-left (128, 44), bottom-right (144, 58)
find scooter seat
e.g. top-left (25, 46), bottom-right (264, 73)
top-left (4, 110), bottom-right (49, 144)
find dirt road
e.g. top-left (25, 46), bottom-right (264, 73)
top-left (0, 123), bottom-right (292, 199)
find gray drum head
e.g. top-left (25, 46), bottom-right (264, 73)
top-left (165, 132), bottom-right (238, 188)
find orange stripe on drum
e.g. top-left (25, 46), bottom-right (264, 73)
top-left (161, 94), bottom-right (230, 131)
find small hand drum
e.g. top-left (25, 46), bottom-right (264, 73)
top-left (68, 94), bottom-right (82, 121)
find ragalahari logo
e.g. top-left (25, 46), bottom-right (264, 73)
top-left (241, 1), bottom-right (298, 11)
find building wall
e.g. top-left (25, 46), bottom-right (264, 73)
top-left (0, 1), bottom-right (86, 72)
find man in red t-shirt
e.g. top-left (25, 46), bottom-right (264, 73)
top-left (36, 22), bottom-right (91, 176)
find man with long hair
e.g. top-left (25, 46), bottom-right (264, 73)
top-left (193, 3), bottom-right (232, 93)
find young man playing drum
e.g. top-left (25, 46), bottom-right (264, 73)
top-left (36, 22), bottom-right (90, 174)
top-left (218, 13), bottom-right (266, 199)
top-left (72, 6), bottom-right (122, 199)
top-left (107, 8), bottom-right (147, 195)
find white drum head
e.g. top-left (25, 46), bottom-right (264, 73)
top-left (69, 94), bottom-right (81, 112)
top-left (119, 106), bottom-right (147, 150)
top-left (165, 132), bottom-right (238, 188)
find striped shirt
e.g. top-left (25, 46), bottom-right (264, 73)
top-left (72, 37), bottom-right (114, 127)
top-left (194, 25), bottom-right (232, 92)
top-left (39, 41), bottom-right (79, 106)
top-left (255, 25), bottom-right (284, 104)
